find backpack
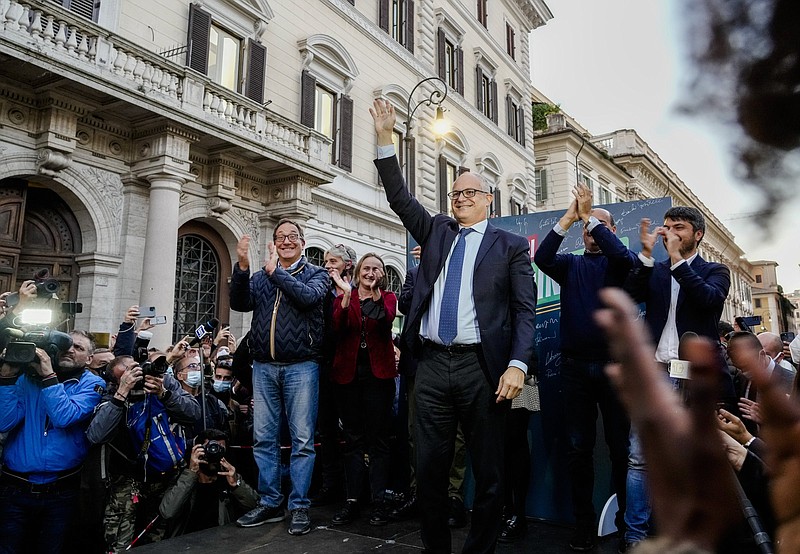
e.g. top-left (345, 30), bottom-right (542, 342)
top-left (126, 394), bottom-right (186, 478)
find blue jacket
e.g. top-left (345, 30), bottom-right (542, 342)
top-left (229, 256), bottom-right (329, 363)
top-left (0, 370), bottom-right (105, 483)
top-left (534, 224), bottom-right (638, 360)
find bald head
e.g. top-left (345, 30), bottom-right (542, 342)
top-left (449, 171), bottom-right (493, 227)
top-left (582, 208), bottom-right (617, 253)
top-left (758, 332), bottom-right (783, 359)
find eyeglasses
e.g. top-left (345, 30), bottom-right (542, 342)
top-left (447, 189), bottom-right (489, 200)
top-left (180, 362), bottom-right (201, 371)
top-left (274, 233), bottom-right (301, 243)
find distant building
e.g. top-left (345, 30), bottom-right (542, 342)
top-left (531, 87), bottom-right (754, 324)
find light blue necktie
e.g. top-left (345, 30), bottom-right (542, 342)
top-left (438, 227), bottom-right (474, 345)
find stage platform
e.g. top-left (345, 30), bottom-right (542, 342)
top-left (135, 502), bottom-right (621, 553)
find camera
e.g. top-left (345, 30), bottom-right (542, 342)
top-left (133, 355), bottom-right (168, 390)
top-left (200, 439), bottom-right (226, 475)
top-left (6, 269), bottom-right (60, 307)
top-left (2, 328), bottom-right (73, 375)
top-left (203, 440), bottom-right (226, 464)
top-left (133, 330), bottom-right (153, 364)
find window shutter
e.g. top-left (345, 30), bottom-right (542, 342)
top-left (539, 169), bottom-right (548, 201)
top-left (518, 105), bottom-right (526, 146)
top-left (406, 136), bottom-right (416, 196)
top-left (64, 0), bottom-right (98, 21)
top-left (379, 0), bottom-right (389, 32)
top-left (437, 29), bottom-right (446, 81)
top-left (493, 186), bottom-right (502, 217)
top-left (300, 70), bottom-right (316, 128)
top-left (505, 95), bottom-right (513, 136)
top-left (338, 95), bottom-right (354, 172)
top-left (186, 4), bottom-right (211, 74)
top-left (456, 46), bottom-right (464, 94)
top-left (477, 0), bottom-right (485, 26)
top-left (245, 40), bottom-right (266, 104)
top-left (475, 66), bottom-right (484, 112)
top-left (437, 155), bottom-right (448, 213)
top-left (491, 79), bottom-right (499, 124)
top-left (405, 0), bottom-right (414, 53)
top-left (458, 166), bottom-right (470, 175)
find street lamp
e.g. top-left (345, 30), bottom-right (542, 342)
top-left (404, 76), bottom-right (448, 135)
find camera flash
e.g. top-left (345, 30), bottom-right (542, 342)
top-left (19, 309), bottom-right (53, 325)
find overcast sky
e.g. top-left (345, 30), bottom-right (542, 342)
top-left (529, 0), bottom-right (800, 292)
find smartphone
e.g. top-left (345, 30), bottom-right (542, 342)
top-left (140, 306), bottom-right (156, 318)
top-left (151, 315), bottom-right (167, 325)
top-left (781, 332), bottom-right (796, 343)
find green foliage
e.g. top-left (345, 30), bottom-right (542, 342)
top-left (532, 102), bottom-right (561, 131)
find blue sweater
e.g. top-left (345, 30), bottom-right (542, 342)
top-left (533, 223), bottom-right (637, 360)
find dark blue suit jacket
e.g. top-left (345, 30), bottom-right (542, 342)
top-left (375, 156), bottom-right (537, 387)
top-left (626, 254), bottom-right (730, 344)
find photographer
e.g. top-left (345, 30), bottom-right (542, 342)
top-left (173, 348), bottom-right (229, 440)
top-left (87, 355), bottom-right (200, 553)
top-left (0, 329), bottom-right (105, 554)
top-left (159, 428), bottom-right (258, 537)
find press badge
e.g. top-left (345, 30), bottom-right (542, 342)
top-left (668, 359), bottom-right (690, 380)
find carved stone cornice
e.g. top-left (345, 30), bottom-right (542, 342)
top-left (132, 121), bottom-right (202, 143)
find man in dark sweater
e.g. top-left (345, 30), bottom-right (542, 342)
top-left (533, 184), bottom-right (636, 551)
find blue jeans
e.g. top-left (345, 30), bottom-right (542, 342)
top-left (252, 359), bottom-right (319, 511)
top-left (624, 429), bottom-right (650, 544)
top-left (0, 485), bottom-right (78, 553)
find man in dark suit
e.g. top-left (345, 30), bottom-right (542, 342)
top-left (622, 206), bottom-right (731, 550)
top-left (370, 99), bottom-right (537, 554)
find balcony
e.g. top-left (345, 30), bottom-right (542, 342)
top-left (0, 0), bottom-right (332, 180)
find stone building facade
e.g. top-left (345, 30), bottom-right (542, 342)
top-left (0, 0), bottom-right (552, 345)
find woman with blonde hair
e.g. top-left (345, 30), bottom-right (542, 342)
top-left (329, 253), bottom-right (398, 527)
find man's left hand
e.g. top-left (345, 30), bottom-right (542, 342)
top-left (219, 458), bottom-right (238, 487)
top-left (34, 347), bottom-right (55, 378)
top-left (263, 242), bottom-right (278, 275)
top-left (495, 367), bottom-right (524, 403)
top-left (143, 375), bottom-right (165, 398)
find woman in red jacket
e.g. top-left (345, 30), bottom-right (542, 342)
top-left (329, 252), bottom-right (398, 527)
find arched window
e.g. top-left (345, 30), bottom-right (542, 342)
top-left (385, 266), bottom-right (402, 297)
top-left (306, 246), bottom-right (325, 268)
top-left (174, 234), bottom-right (220, 342)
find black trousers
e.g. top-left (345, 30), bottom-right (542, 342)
top-left (415, 346), bottom-right (506, 554)
top-left (316, 371), bottom-right (344, 490)
top-left (503, 408), bottom-right (531, 519)
top-left (561, 357), bottom-right (630, 529)
top-left (336, 373), bottom-right (395, 502)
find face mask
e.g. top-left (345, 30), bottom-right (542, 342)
top-left (212, 379), bottom-right (232, 393)
top-left (184, 370), bottom-right (202, 388)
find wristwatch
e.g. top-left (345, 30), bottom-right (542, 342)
top-left (231, 474), bottom-right (242, 489)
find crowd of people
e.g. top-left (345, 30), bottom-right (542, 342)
top-left (1, 0), bottom-right (798, 549)
top-left (0, 107), bottom-right (796, 554)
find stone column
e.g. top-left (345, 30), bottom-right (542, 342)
top-left (131, 121), bottom-right (199, 347)
top-left (138, 173), bottom-right (186, 347)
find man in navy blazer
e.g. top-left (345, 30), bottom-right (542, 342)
top-left (370, 99), bottom-right (537, 554)
top-left (622, 206), bottom-right (731, 549)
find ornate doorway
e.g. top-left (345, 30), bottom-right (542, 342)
top-left (0, 178), bottom-right (80, 301)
